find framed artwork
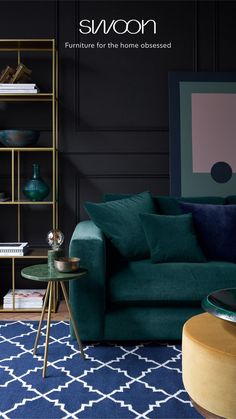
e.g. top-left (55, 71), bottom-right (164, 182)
top-left (169, 72), bottom-right (236, 197)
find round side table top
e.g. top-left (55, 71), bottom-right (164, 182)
top-left (21, 264), bottom-right (88, 282)
top-left (202, 287), bottom-right (236, 323)
top-left (184, 313), bottom-right (236, 357)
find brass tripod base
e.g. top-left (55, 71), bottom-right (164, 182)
top-left (33, 280), bottom-right (85, 377)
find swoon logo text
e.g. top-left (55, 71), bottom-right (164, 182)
top-left (79, 19), bottom-right (157, 35)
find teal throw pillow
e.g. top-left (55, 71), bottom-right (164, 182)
top-left (140, 213), bottom-right (206, 263)
top-left (84, 191), bottom-right (156, 260)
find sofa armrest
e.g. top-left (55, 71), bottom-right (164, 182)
top-left (69, 220), bottom-right (106, 340)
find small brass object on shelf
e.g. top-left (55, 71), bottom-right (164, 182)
top-left (0, 65), bottom-right (15, 83)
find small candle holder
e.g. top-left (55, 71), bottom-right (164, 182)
top-left (46, 229), bottom-right (64, 268)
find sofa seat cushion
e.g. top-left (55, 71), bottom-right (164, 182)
top-left (108, 260), bottom-right (236, 304)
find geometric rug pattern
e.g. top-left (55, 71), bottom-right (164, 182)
top-left (0, 321), bottom-right (202, 418)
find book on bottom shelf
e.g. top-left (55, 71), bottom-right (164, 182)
top-left (3, 289), bottom-right (46, 308)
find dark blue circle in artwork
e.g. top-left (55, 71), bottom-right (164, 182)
top-left (211, 162), bottom-right (232, 183)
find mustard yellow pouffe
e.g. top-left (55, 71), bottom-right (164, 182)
top-left (182, 313), bottom-right (236, 419)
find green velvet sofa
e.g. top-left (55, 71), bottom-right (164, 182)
top-left (69, 195), bottom-right (236, 341)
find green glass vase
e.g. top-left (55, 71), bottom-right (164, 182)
top-left (23, 164), bottom-right (50, 201)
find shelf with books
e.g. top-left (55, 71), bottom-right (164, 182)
top-left (0, 38), bottom-right (58, 312)
top-left (0, 284), bottom-right (59, 313)
top-left (3, 288), bottom-right (46, 309)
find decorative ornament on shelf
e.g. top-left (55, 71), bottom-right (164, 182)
top-left (0, 130), bottom-right (40, 148)
top-left (23, 163), bottom-right (49, 201)
top-left (47, 229), bottom-right (64, 268)
top-left (0, 191), bottom-right (10, 202)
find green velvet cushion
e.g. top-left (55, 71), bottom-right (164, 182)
top-left (155, 196), bottom-right (225, 215)
top-left (85, 191), bottom-right (156, 260)
top-left (140, 213), bottom-right (206, 263)
top-left (226, 195), bottom-right (236, 204)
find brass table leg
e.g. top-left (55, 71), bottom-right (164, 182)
top-left (33, 282), bottom-right (50, 355)
top-left (60, 281), bottom-right (85, 360)
top-left (43, 282), bottom-right (53, 378)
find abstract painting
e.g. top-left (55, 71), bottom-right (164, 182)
top-left (169, 73), bottom-right (236, 196)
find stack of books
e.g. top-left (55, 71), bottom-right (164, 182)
top-left (0, 83), bottom-right (39, 94)
top-left (0, 242), bottom-right (29, 256)
top-left (3, 289), bottom-right (46, 309)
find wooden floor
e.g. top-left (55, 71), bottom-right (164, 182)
top-left (0, 300), bottom-right (70, 321)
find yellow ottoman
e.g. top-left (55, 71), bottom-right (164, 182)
top-left (182, 313), bottom-right (236, 418)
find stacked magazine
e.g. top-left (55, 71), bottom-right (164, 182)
top-left (3, 289), bottom-right (46, 309)
top-left (0, 83), bottom-right (39, 94)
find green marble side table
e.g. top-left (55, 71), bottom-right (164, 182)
top-left (202, 288), bottom-right (236, 323)
top-left (21, 264), bottom-right (88, 378)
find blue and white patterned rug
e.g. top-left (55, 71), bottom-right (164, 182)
top-left (0, 321), bottom-right (202, 419)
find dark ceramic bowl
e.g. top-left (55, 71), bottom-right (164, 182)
top-left (0, 130), bottom-right (40, 147)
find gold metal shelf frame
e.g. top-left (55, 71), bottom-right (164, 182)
top-left (0, 39), bottom-right (58, 312)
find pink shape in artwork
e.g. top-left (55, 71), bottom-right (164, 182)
top-left (192, 93), bottom-right (236, 172)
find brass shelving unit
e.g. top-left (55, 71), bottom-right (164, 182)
top-left (0, 39), bottom-right (58, 312)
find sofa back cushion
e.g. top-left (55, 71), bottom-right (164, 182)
top-left (104, 193), bottom-right (225, 215)
top-left (226, 195), bottom-right (236, 204)
top-left (140, 213), bottom-right (206, 263)
top-left (181, 202), bottom-right (236, 262)
top-left (85, 191), bottom-right (156, 260)
top-left (156, 196), bottom-right (225, 215)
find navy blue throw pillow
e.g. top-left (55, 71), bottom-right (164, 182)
top-left (180, 202), bottom-right (236, 262)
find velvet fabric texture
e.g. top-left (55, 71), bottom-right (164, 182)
top-left (104, 193), bottom-right (225, 215)
top-left (109, 259), bottom-right (236, 304)
top-left (140, 213), bottom-right (205, 263)
top-left (69, 219), bottom-right (236, 341)
top-left (156, 196), bottom-right (225, 215)
top-left (105, 306), bottom-right (202, 341)
top-left (69, 220), bottom-right (106, 340)
top-left (226, 195), bottom-right (236, 204)
top-left (85, 191), bottom-right (156, 260)
top-left (183, 313), bottom-right (236, 418)
top-left (181, 202), bottom-right (236, 262)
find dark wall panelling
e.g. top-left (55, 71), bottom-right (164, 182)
top-left (0, 207), bottom-right (18, 242)
top-left (76, 1), bottom-right (196, 131)
top-left (0, 0), bottom-right (235, 248)
top-left (0, 103), bottom-right (52, 131)
top-left (60, 131), bottom-right (169, 153)
top-left (218, 1), bottom-right (236, 71)
top-left (61, 153), bottom-right (169, 176)
top-left (21, 206), bottom-right (53, 246)
top-left (0, 1), bottom-right (57, 38)
top-left (197, 1), bottom-right (215, 71)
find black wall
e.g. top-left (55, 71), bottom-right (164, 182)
top-left (0, 0), bottom-right (235, 247)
